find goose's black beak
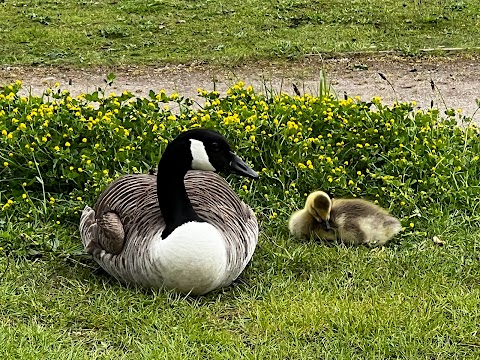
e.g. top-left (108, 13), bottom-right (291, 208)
top-left (228, 152), bottom-right (259, 179)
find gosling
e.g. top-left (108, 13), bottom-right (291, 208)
top-left (288, 191), bottom-right (402, 245)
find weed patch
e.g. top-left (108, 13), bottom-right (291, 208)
top-left (0, 80), bottom-right (479, 254)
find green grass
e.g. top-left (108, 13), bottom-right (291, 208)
top-left (1, 228), bottom-right (480, 358)
top-left (1, 0), bottom-right (480, 65)
top-left (1, 80), bottom-right (480, 357)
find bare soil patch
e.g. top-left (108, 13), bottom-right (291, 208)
top-left (1, 56), bottom-right (479, 123)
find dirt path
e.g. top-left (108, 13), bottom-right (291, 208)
top-left (1, 56), bottom-right (479, 123)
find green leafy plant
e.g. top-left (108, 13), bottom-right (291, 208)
top-left (1, 80), bottom-right (479, 254)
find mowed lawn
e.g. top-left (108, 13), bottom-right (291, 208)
top-left (1, 0), bottom-right (480, 65)
top-left (1, 227), bottom-right (480, 358)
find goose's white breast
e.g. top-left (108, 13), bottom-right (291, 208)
top-left (149, 222), bottom-right (228, 295)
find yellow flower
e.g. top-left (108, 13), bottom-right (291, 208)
top-left (2, 199), bottom-right (14, 211)
top-left (409, 222), bottom-right (414, 228)
top-left (1, 130), bottom-right (6, 136)
top-left (22, 194), bottom-right (27, 199)
top-left (3, 162), bottom-right (8, 167)
top-left (348, 180), bottom-right (354, 185)
top-left (77, 197), bottom-right (82, 201)
top-left (82, 138), bottom-right (87, 143)
top-left (357, 171), bottom-right (362, 176)
top-left (70, 166), bottom-right (74, 170)
top-left (54, 146), bottom-right (60, 151)
top-left (78, 168), bottom-right (83, 172)
top-left (277, 159), bottom-right (283, 164)
top-left (65, 142), bottom-right (71, 147)
top-left (18, 123), bottom-right (27, 130)
top-left (269, 212), bottom-right (278, 220)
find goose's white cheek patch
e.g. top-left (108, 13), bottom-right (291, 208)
top-left (190, 139), bottom-right (216, 171)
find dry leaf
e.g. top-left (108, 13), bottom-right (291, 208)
top-left (433, 236), bottom-right (445, 246)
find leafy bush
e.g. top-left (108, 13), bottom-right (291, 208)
top-left (1, 80), bottom-right (479, 254)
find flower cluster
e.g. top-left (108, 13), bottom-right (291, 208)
top-left (1, 80), bottom-right (479, 253)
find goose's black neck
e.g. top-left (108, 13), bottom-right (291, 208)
top-left (156, 148), bottom-right (203, 239)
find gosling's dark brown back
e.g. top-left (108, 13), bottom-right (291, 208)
top-left (329, 198), bottom-right (401, 244)
top-left (330, 198), bottom-right (391, 225)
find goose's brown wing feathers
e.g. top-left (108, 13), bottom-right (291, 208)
top-left (80, 170), bottom-right (257, 287)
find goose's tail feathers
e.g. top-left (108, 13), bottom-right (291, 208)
top-left (80, 205), bottom-right (100, 254)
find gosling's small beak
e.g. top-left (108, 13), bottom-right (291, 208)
top-left (228, 152), bottom-right (259, 179)
top-left (324, 220), bottom-right (331, 230)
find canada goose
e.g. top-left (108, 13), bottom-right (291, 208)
top-left (288, 191), bottom-right (402, 245)
top-left (80, 129), bottom-right (259, 295)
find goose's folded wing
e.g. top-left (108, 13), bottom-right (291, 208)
top-left (186, 171), bottom-right (258, 283)
top-left (94, 174), bottom-right (165, 243)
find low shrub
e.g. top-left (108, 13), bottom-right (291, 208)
top-left (1, 80), bottom-right (479, 254)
